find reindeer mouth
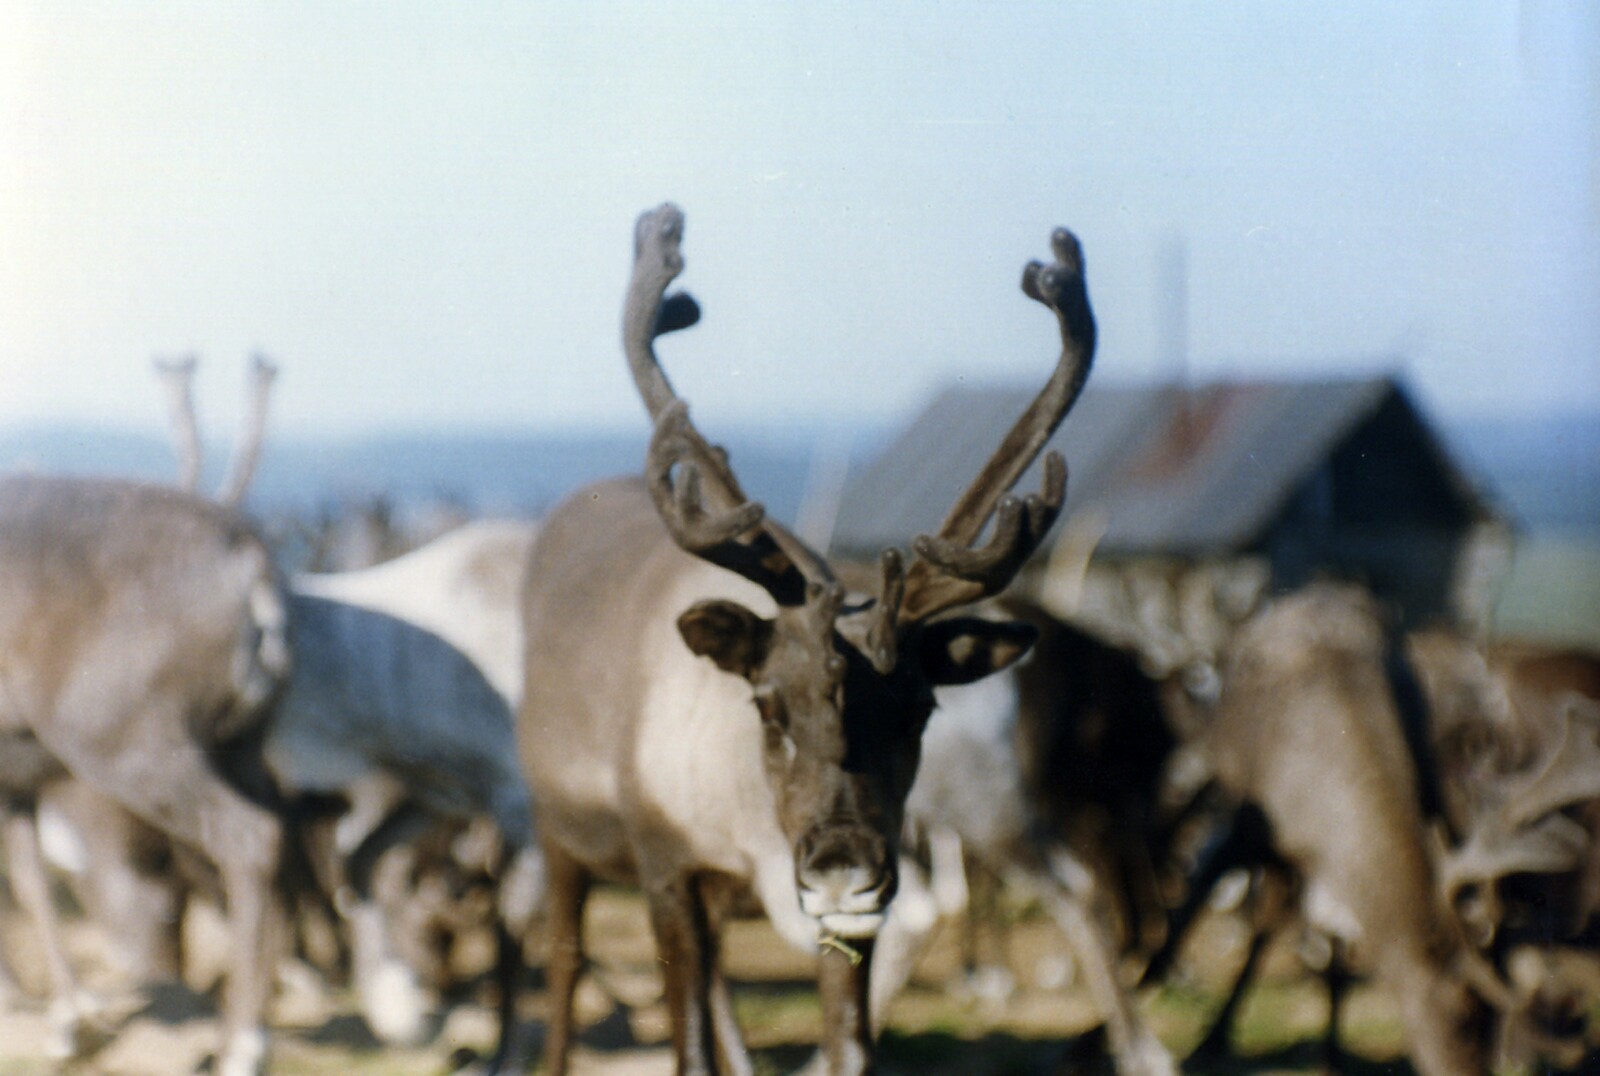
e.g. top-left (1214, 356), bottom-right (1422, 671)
top-left (817, 910), bottom-right (886, 939)
top-left (799, 887), bottom-right (890, 939)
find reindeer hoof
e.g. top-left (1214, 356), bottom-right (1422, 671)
top-left (45, 990), bottom-right (112, 1060)
top-left (359, 956), bottom-right (433, 1046)
top-left (213, 1026), bottom-right (268, 1076)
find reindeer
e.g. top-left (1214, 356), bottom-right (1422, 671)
top-left (1140, 598), bottom-right (1600, 1073)
top-left (1179, 584), bottom-right (1490, 1073)
top-left (515, 204), bottom-right (1110, 1076)
top-left (1174, 582), bottom-right (1600, 1075)
top-left (0, 473), bottom-right (291, 1076)
top-left (865, 602), bottom-right (1181, 1072)
top-left (155, 356), bottom-right (543, 1067)
top-left (291, 517), bottom-right (537, 708)
top-left (1408, 631), bottom-right (1600, 1069)
top-left (268, 521), bottom-right (542, 1067)
top-left (259, 592), bottom-right (534, 1059)
top-left (0, 356), bottom-right (287, 1074)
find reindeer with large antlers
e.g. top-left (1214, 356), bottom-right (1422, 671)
top-left (516, 204), bottom-right (1105, 1075)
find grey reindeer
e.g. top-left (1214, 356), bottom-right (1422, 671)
top-left (0, 472), bottom-right (290, 1076)
top-left (274, 521), bottom-right (542, 1071)
top-left (0, 356), bottom-right (287, 1076)
top-left (157, 356), bottom-right (543, 1070)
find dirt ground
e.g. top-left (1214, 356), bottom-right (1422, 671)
top-left (1, 885), bottom-right (1417, 1075)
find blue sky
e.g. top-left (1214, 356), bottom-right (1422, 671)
top-left (2, 3), bottom-right (1595, 439)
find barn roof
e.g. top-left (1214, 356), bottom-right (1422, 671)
top-left (830, 375), bottom-right (1494, 559)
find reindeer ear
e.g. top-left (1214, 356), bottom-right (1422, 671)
top-left (678, 600), bottom-right (774, 678)
top-left (917, 617), bottom-right (1038, 686)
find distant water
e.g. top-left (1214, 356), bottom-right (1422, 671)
top-left (0, 421), bottom-right (894, 531)
top-left (2, 412), bottom-right (1593, 536)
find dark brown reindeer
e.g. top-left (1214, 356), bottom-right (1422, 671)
top-left (517, 204), bottom-right (1095, 1075)
top-left (865, 600), bottom-right (1182, 1075)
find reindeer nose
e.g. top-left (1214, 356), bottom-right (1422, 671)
top-left (795, 830), bottom-right (896, 938)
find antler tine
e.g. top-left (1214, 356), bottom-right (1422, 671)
top-left (1502, 693), bottom-right (1600, 832)
top-left (859, 548), bottom-right (905, 674)
top-left (646, 401), bottom-right (814, 606)
top-left (625, 205), bottom-right (819, 605)
top-left (1440, 693), bottom-right (1600, 904)
top-left (1441, 812), bottom-right (1590, 904)
top-left (912, 453), bottom-right (1065, 582)
top-left (899, 227), bottom-right (1094, 624)
top-left (154, 353), bottom-right (203, 493)
top-left (647, 401), bottom-right (766, 548)
top-left (217, 352), bottom-right (278, 508)
top-left (625, 202), bottom-right (700, 423)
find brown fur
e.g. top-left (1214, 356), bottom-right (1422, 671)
top-left (1207, 583), bottom-right (1487, 1076)
top-left (517, 206), bottom-right (1093, 1076)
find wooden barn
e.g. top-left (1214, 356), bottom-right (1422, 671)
top-left (830, 376), bottom-right (1507, 672)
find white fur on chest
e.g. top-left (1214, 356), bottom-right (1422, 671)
top-left (628, 568), bottom-right (817, 952)
top-left (633, 644), bottom-right (779, 877)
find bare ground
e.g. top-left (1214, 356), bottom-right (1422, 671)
top-left (1, 886), bottom-right (1419, 1075)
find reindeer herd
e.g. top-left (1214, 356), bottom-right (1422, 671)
top-left (1, 205), bottom-right (1597, 1076)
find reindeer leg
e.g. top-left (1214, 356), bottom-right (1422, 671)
top-left (1, 801), bottom-right (99, 1059)
top-left (480, 843), bottom-right (544, 1073)
top-left (1191, 861), bottom-right (1295, 1067)
top-left (817, 935), bottom-right (875, 1076)
top-left (45, 783), bottom-right (184, 982)
top-left (478, 917), bottom-right (529, 1076)
top-left (541, 840), bottom-right (592, 1076)
top-left (646, 872), bottom-right (719, 1076)
top-left (698, 874), bottom-right (753, 1076)
top-left (1189, 925), bottom-right (1268, 1062)
top-left (1322, 938), bottom-right (1351, 1074)
top-left (203, 790), bottom-right (284, 1076)
top-left (868, 853), bottom-right (941, 1035)
top-left (1031, 849), bottom-right (1177, 1076)
top-left (1141, 802), bottom-right (1274, 989)
top-left (344, 799), bottom-right (436, 1047)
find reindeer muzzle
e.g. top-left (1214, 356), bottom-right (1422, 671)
top-left (795, 828), bottom-right (896, 938)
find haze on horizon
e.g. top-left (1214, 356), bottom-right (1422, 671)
top-left (2, 4), bottom-right (1596, 441)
